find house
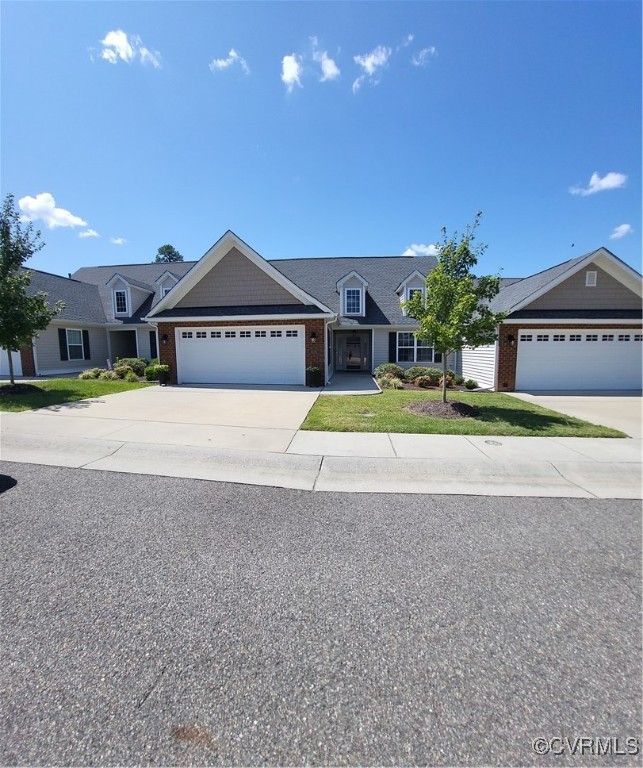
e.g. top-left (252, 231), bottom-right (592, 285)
top-left (4, 231), bottom-right (642, 391)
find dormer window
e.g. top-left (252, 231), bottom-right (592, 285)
top-left (345, 288), bottom-right (362, 315)
top-left (407, 287), bottom-right (424, 301)
top-left (114, 290), bottom-right (128, 314)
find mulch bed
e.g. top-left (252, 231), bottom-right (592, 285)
top-left (0, 383), bottom-right (43, 397)
top-left (406, 400), bottom-right (481, 419)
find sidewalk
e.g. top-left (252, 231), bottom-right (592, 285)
top-left (2, 413), bottom-right (641, 499)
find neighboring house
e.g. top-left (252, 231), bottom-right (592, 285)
top-left (4, 231), bottom-right (642, 391)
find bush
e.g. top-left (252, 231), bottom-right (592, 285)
top-left (415, 375), bottom-right (435, 389)
top-left (114, 357), bottom-right (147, 376)
top-left (464, 379), bottom-right (478, 390)
top-left (404, 366), bottom-right (434, 382)
top-left (98, 370), bottom-right (119, 381)
top-left (377, 376), bottom-right (404, 390)
top-left (374, 363), bottom-right (405, 379)
top-left (113, 364), bottom-right (134, 379)
top-left (439, 374), bottom-right (454, 388)
top-left (124, 370), bottom-right (139, 382)
top-left (454, 374), bottom-right (465, 386)
top-left (148, 358), bottom-right (159, 366)
top-left (410, 367), bottom-right (442, 386)
top-left (78, 368), bottom-right (104, 380)
top-left (144, 364), bottom-right (160, 381)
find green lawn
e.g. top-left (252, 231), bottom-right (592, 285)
top-left (302, 390), bottom-right (625, 437)
top-left (0, 378), bottom-right (152, 412)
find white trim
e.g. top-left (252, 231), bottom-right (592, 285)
top-left (65, 327), bottom-right (85, 361)
top-left (503, 318), bottom-right (642, 326)
top-left (585, 270), bottom-right (597, 287)
top-left (395, 269), bottom-right (426, 294)
top-left (508, 248), bottom-right (642, 314)
top-left (147, 231), bottom-right (333, 317)
top-left (113, 288), bottom-right (129, 316)
top-left (395, 330), bottom-right (441, 364)
top-left (143, 313), bottom-right (333, 322)
top-left (336, 270), bottom-right (369, 289)
top-left (32, 339), bottom-right (40, 376)
top-left (154, 271), bottom-right (180, 285)
top-left (106, 273), bottom-right (154, 294)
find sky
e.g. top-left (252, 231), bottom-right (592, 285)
top-left (1, 1), bottom-right (641, 279)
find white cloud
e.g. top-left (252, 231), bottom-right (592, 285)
top-left (209, 48), bottom-right (250, 75)
top-left (403, 34), bottom-right (415, 47)
top-left (352, 45), bottom-right (391, 93)
top-left (281, 54), bottom-right (303, 92)
top-left (18, 193), bottom-right (87, 229)
top-left (403, 243), bottom-right (440, 257)
top-left (79, 229), bottom-right (100, 239)
top-left (412, 47), bottom-right (437, 67)
top-left (610, 223), bottom-right (633, 240)
top-left (99, 29), bottom-right (161, 68)
top-left (311, 37), bottom-right (340, 82)
top-left (569, 171), bottom-right (627, 196)
top-left (110, 237), bottom-right (127, 245)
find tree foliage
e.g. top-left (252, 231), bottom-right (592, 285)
top-left (0, 194), bottom-right (65, 384)
top-left (154, 244), bottom-right (184, 263)
top-left (403, 212), bottom-right (506, 402)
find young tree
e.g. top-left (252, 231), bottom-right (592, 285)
top-left (154, 244), bottom-right (184, 263)
top-left (403, 212), bottom-right (506, 403)
top-left (0, 194), bottom-right (65, 385)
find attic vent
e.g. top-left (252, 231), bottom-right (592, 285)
top-left (585, 270), bottom-right (597, 287)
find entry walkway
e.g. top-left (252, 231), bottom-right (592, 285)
top-left (322, 372), bottom-right (380, 396)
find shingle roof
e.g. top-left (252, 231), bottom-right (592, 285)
top-left (270, 256), bottom-right (437, 325)
top-left (108, 274), bottom-right (155, 292)
top-left (152, 304), bottom-right (324, 319)
top-left (26, 268), bottom-right (107, 324)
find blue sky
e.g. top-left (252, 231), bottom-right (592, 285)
top-left (2, 1), bottom-right (641, 278)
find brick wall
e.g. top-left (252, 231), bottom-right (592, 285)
top-left (496, 323), bottom-right (642, 391)
top-left (157, 318), bottom-right (326, 385)
top-left (20, 344), bottom-right (36, 377)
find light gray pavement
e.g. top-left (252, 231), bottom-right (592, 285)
top-left (508, 390), bottom-right (643, 438)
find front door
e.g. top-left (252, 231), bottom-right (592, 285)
top-left (345, 338), bottom-right (362, 370)
top-left (335, 332), bottom-right (370, 371)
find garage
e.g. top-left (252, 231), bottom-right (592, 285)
top-left (176, 325), bottom-right (306, 385)
top-left (515, 328), bottom-right (642, 390)
top-left (0, 347), bottom-right (22, 377)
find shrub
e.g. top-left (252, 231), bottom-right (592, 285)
top-left (144, 365), bottom-right (160, 381)
top-left (454, 374), bottom-right (465, 386)
top-left (114, 357), bottom-right (147, 376)
top-left (374, 363), bottom-right (405, 379)
top-left (378, 376), bottom-right (404, 390)
top-left (113, 364), bottom-right (134, 379)
top-left (464, 379), bottom-right (478, 390)
top-left (411, 367), bottom-right (442, 386)
top-left (439, 374), bottom-right (454, 388)
top-left (98, 370), bottom-right (119, 381)
top-left (415, 375), bottom-right (435, 389)
top-left (404, 366), bottom-right (434, 382)
top-left (78, 368), bottom-right (104, 380)
top-left (124, 370), bottom-right (139, 382)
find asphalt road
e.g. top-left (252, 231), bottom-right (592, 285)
top-left (1, 461), bottom-right (641, 766)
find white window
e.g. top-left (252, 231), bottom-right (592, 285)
top-left (240, 331), bottom-right (251, 338)
top-left (345, 288), bottom-right (362, 315)
top-left (407, 288), bottom-right (423, 301)
top-left (520, 334), bottom-right (532, 342)
top-left (286, 330), bottom-right (298, 337)
top-left (602, 334), bottom-right (614, 342)
top-left (586, 271), bottom-right (597, 287)
top-left (618, 334), bottom-right (630, 341)
top-left (114, 290), bottom-right (127, 314)
top-left (66, 329), bottom-right (84, 360)
top-left (225, 331), bottom-right (236, 338)
top-left (196, 331), bottom-right (207, 339)
top-left (270, 330), bottom-right (283, 338)
top-left (553, 334), bottom-right (565, 341)
top-left (586, 334), bottom-right (598, 342)
top-left (536, 334), bottom-right (549, 342)
top-left (255, 330), bottom-right (267, 338)
top-left (211, 331), bottom-right (221, 338)
top-left (181, 331), bottom-right (193, 339)
top-left (397, 332), bottom-right (441, 363)
top-left (569, 334), bottom-right (581, 341)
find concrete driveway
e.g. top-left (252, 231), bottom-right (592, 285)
top-left (508, 391), bottom-right (643, 438)
top-left (1, 385), bottom-right (320, 453)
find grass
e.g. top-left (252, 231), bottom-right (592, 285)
top-left (0, 378), bottom-right (152, 412)
top-left (302, 389), bottom-right (626, 437)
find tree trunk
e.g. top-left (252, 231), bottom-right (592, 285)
top-left (442, 352), bottom-right (447, 403)
top-left (7, 349), bottom-right (15, 386)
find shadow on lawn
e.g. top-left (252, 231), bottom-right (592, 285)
top-left (474, 404), bottom-right (584, 432)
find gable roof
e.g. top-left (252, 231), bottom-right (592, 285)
top-left (106, 273), bottom-right (155, 293)
top-left (26, 268), bottom-right (107, 324)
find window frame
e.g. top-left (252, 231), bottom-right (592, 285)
top-left (114, 289), bottom-right (128, 315)
top-left (396, 332), bottom-right (441, 364)
top-left (344, 287), bottom-right (362, 316)
top-left (66, 328), bottom-right (85, 361)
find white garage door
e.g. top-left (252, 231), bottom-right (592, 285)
top-left (0, 348), bottom-right (22, 377)
top-left (177, 325), bottom-right (306, 385)
top-left (516, 329), bottom-right (642, 390)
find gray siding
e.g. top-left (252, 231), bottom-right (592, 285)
top-left (35, 324), bottom-right (109, 374)
top-left (130, 286), bottom-right (152, 315)
top-left (136, 326), bottom-right (155, 360)
top-left (525, 263), bottom-right (641, 311)
top-left (177, 247), bottom-right (303, 308)
top-left (461, 344), bottom-right (497, 388)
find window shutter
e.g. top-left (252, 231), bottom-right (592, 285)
top-left (82, 330), bottom-right (91, 360)
top-left (149, 330), bottom-right (158, 359)
top-left (58, 328), bottom-right (69, 361)
top-left (388, 332), bottom-right (397, 363)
